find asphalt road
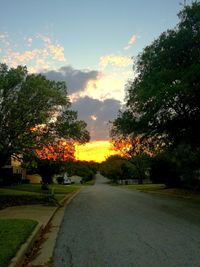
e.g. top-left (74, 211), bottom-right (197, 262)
top-left (53, 173), bottom-right (200, 267)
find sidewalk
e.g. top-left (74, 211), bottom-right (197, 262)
top-left (0, 205), bottom-right (57, 227)
top-left (0, 189), bottom-right (81, 267)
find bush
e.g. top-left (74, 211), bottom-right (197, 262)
top-left (0, 169), bottom-right (22, 186)
top-left (0, 168), bottom-right (13, 185)
top-left (21, 178), bottom-right (30, 184)
top-left (12, 173), bottom-right (22, 184)
top-left (41, 183), bottom-right (49, 191)
top-left (173, 144), bottom-right (200, 189)
top-left (56, 176), bottom-right (64, 184)
top-left (150, 153), bottom-right (181, 188)
top-left (0, 195), bottom-right (57, 210)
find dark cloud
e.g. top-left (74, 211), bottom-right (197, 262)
top-left (42, 66), bottom-right (121, 140)
top-left (72, 97), bottom-right (121, 140)
top-left (42, 66), bottom-right (99, 94)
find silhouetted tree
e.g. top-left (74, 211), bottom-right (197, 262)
top-left (0, 64), bottom-right (90, 168)
top-left (112, 2), bottom-right (200, 148)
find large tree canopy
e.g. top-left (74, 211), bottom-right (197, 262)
top-left (112, 2), bottom-right (200, 151)
top-left (0, 64), bottom-right (90, 167)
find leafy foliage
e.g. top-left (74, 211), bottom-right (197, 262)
top-left (36, 139), bottom-right (75, 161)
top-left (0, 64), bottom-right (89, 167)
top-left (24, 152), bottom-right (67, 184)
top-left (111, 2), bottom-right (200, 188)
top-left (130, 154), bottom-right (151, 184)
top-left (149, 152), bottom-right (181, 188)
top-left (100, 155), bottom-right (137, 183)
top-left (149, 143), bottom-right (200, 189)
top-left (112, 2), bottom-right (200, 146)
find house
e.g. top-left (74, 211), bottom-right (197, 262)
top-left (11, 157), bottom-right (26, 179)
top-left (0, 156), bottom-right (27, 185)
top-left (70, 175), bottom-right (82, 184)
top-left (26, 174), bottom-right (42, 183)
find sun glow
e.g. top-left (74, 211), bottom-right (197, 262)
top-left (75, 141), bottom-right (118, 163)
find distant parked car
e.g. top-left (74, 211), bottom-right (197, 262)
top-left (63, 177), bottom-right (72, 185)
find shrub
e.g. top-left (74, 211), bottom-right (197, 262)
top-left (150, 153), bottom-right (180, 188)
top-left (41, 183), bottom-right (49, 191)
top-left (0, 195), bottom-right (57, 210)
top-left (0, 168), bottom-right (13, 185)
top-left (56, 176), bottom-right (64, 184)
top-left (12, 173), bottom-right (22, 184)
top-left (21, 178), bottom-right (30, 184)
top-left (172, 144), bottom-right (200, 189)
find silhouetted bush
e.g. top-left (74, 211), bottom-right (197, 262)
top-left (172, 144), bottom-right (200, 189)
top-left (0, 195), bottom-right (57, 210)
top-left (150, 153), bottom-right (181, 188)
top-left (21, 178), bottom-right (30, 184)
top-left (56, 176), bottom-right (64, 184)
top-left (150, 144), bottom-right (200, 189)
top-left (12, 173), bottom-right (22, 184)
top-left (0, 168), bottom-right (22, 186)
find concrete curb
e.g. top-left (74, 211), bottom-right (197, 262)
top-left (60, 187), bottom-right (82, 207)
top-left (27, 188), bottom-right (83, 266)
top-left (42, 187), bottom-right (82, 231)
top-left (8, 223), bottom-right (43, 267)
top-left (8, 188), bottom-right (82, 267)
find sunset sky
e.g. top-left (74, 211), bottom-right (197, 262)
top-left (0, 0), bottom-right (183, 161)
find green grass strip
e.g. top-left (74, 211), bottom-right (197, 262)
top-left (0, 219), bottom-right (38, 267)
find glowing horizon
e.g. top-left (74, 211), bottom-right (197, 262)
top-left (75, 140), bottom-right (118, 163)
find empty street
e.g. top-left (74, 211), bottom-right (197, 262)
top-left (53, 174), bottom-right (200, 267)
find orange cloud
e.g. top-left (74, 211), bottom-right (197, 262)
top-left (75, 141), bottom-right (119, 162)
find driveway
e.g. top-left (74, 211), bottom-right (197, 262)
top-left (53, 173), bottom-right (200, 267)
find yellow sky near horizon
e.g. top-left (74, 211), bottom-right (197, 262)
top-left (75, 141), bottom-right (118, 163)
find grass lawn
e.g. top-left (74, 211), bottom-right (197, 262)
top-left (0, 184), bottom-right (81, 209)
top-left (50, 184), bottom-right (81, 201)
top-left (0, 219), bottom-right (37, 267)
top-left (0, 187), bottom-right (39, 196)
top-left (118, 183), bottom-right (200, 201)
top-left (0, 184), bottom-right (81, 198)
top-left (121, 184), bottom-right (166, 191)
